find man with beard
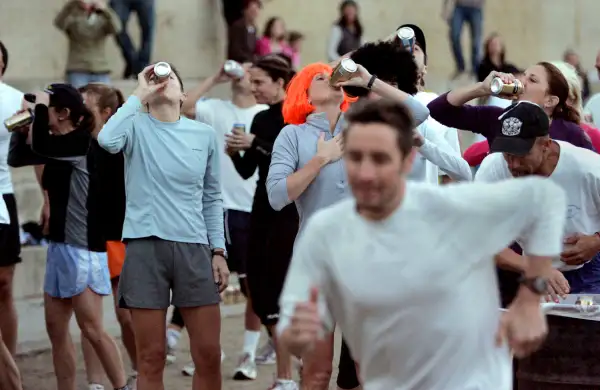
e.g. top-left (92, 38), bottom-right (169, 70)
top-left (277, 98), bottom-right (567, 390)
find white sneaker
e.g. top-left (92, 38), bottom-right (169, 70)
top-left (181, 350), bottom-right (226, 376)
top-left (267, 379), bottom-right (299, 390)
top-left (89, 384), bottom-right (105, 390)
top-left (255, 339), bottom-right (276, 365)
top-left (127, 373), bottom-right (137, 390)
top-left (166, 346), bottom-right (177, 365)
top-left (232, 352), bottom-right (258, 380)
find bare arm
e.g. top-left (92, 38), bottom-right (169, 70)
top-left (369, 79), bottom-right (430, 126)
top-left (495, 248), bottom-right (526, 272)
top-left (181, 77), bottom-right (219, 119)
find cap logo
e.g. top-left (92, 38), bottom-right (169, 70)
top-left (502, 117), bottom-right (522, 136)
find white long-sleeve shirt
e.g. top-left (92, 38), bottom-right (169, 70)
top-left (278, 177), bottom-right (567, 390)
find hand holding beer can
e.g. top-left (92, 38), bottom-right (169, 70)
top-left (150, 62), bottom-right (171, 83)
top-left (490, 77), bottom-right (524, 99)
top-left (4, 109), bottom-right (34, 133)
top-left (223, 60), bottom-right (245, 79)
top-left (330, 58), bottom-right (358, 87)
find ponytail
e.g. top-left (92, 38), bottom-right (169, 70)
top-left (112, 87), bottom-right (125, 109)
top-left (553, 100), bottom-right (581, 124)
top-left (78, 106), bottom-right (96, 132)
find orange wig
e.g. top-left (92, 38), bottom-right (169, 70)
top-left (282, 62), bottom-right (357, 125)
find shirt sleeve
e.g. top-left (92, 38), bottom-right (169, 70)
top-left (276, 212), bottom-right (334, 337)
top-left (404, 95), bottom-right (430, 127)
top-left (267, 125), bottom-right (299, 211)
top-left (327, 25), bottom-right (343, 62)
top-left (443, 177), bottom-right (567, 258)
top-left (7, 131), bottom-right (49, 168)
top-left (202, 130), bottom-right (225, 250)
top-left (97, 95), bottom-right (140, 154)
top-left (427, 93), bottom-right (503, 139)
top-left (418, 121), bottom-right (472, 181)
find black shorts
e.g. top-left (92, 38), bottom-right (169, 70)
top-left (224, 209), bottom-right (251, 277)
top-left (0, 194), bottom-right (21, 267)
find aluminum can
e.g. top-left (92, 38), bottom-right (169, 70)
top-left (396, 27), bottom-right (416, 53)
top-left (329, 58), bottom-right (358, 86)
top-left (490, 77), bottom-right (524, 98)
top-left (4, 109), bottom-right (34, 132)
top-left (153, 62), bottom-right (172, 80)
top-left (223, 60), bottom-right (245, 79)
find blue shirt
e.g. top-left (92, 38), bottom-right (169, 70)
top-left (97, 96), bottom-right (225, 249)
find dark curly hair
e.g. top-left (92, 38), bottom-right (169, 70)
top-left (344, 41), bottom-right (419, 98)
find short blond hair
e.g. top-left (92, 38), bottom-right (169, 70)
top-left (550, 61), bottom-right (584, 124)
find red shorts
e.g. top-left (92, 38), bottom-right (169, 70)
top-left (106, 241), bottom-right (126, 279)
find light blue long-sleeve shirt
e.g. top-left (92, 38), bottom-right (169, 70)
top-left (97, 96), bottom-right (225, 249)
top-left (267, 97), bottom-right (429, 234)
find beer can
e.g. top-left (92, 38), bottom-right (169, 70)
top-left (153, 62), bottom-right (172, 80)
top-left (490, 77), bottom-right (524, 98)
top-left (4, 109), bottom-right (34, 132)
top-left (232, 123), bottom-right (245, 134)
top-left (396, 27), bottom-right (416, 53)
top-left (329, 58), bottom-right (358, 86)
top-left (223, 60), bottom-right (245, 79)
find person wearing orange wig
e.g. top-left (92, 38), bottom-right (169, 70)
top-left (268, 61), bottom-right (429, 390)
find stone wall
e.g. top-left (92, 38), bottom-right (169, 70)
top-left (2, 0), bottom-right (599, 83)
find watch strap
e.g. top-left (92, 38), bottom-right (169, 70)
top-left (367, 75), bottom-right (377, 90)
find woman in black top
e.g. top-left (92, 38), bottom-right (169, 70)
top-left (8, 84), bottom-right (130, 390)
top-left (476, 33), bottom-right (520, 82)
top-left (78, 83), bottom-right (138, 388)
top-left (226, 54), bottom-right (300, 389)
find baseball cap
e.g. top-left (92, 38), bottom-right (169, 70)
top-left (24, 83), bottom-right (86, 118)
top-left (397, 24), bottom-right (426, 56)
top-left (489, 101), bottom-right (550, 156)
top-left (463, 140), bottom-right (490, 167)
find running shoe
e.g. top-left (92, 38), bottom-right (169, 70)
top-left (267, 379), bottom-right (299, 390)
top-left (181, 350), bottom-right (226, 376)
top-left (255, 339), bottom-right (276, 365)
top-left (232, 352), bottom-right (257, 380)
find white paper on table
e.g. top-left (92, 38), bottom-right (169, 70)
top-left (500, 294), bottom-right (600, 321)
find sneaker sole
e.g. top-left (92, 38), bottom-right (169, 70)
top-left (256, 359), bottom-right (276, 366)
top-left (232, 371), bottom-right (256, 381)
top-left (181, 369), bottom-right (195, 377)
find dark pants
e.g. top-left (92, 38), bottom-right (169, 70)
top-left (449, 5), bottom-right (483, 73)
top-left (110, 0), bottom-right (155, 76)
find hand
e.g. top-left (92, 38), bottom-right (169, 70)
top-left (316, 133), bottom-right (343, 164)
top-left (496, 299), bottom-right (547, 358)
top-left (225, 130), bottom-right (255, 151)
top-left (412, 131), bottom-right (425, 147)
top-left (40, 199), bottom-right (50, 236)
top-left (287, 287), bottom-right (323, 356)
top-left (212, 253), bottom-right (230, 293)
top-left (561, 233), bottom-right (600, 266)
top-left (212, 65), bottom-right (233, 84)
top-left (545, 269), bottom-right (570, 303)
top-left (333, 64), bottom-right (372, 88)
top-left (133, 64), bottom-right (169, 103)
top-left (481, 71), bottom-right (516, 95)
top-left (33, 91), bottom-right (50, 107)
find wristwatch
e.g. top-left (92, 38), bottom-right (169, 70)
top-left (518, 275), bottom-right (548, 295)
top-left (212, 248), bottom-right (228, 260)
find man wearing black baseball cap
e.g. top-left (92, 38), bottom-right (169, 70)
top-left (476, 100), bottom-right (600, 389)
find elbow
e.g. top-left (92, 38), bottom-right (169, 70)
top-left (412, 105), bottom-right (430, 127)
top-left (267, 181), bottom-right (289, 211)
top-left (96, 132), bottom-right (121, 154)
top-left (7, 154), bottom-right (26, 168)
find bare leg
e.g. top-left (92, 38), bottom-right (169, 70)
top-left (131, 308), bottom-right (168, 390)
top-left (81, 334), bottom-right (105, 385)
top-left (72, 288), bottom-right (127, 388)
top-left (268, 324), bottom-right (292, 379)
top-left (0, 265), bottom-right (18, 355)
top-left (112, 277), bottom-right (136, 370)
top-left (44, 294), bottom-right (76, 390)
top-left (0, 329), bottom-right (22, 390)
top-left (180, 305), bottom-right (222, 390)
top-left (301, 333), bottom-right (335, 390)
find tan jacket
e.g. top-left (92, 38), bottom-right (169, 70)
top-left (54, 1), bottom-right (121, 73)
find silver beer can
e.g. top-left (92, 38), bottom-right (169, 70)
top-left (329, 58), bottom-right (358, 86)
top-left (396, 27), bottom-right (416, 53)
top-left (490, 77), bottom-right (524, 98)
top-left (153, 62), bottom-right (172, 80)
top-left (224, 60), bottom-right (245, 79)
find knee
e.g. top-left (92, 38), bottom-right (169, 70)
top-left (79, 320), bottom-right (104, 344)
top-left (190, 340), bottom-right (221, 370)
top-left (138, 344), bottom-right (166, 377)
top-left (302, 357), bottom-right (333, 388)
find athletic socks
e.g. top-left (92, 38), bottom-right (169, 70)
top-left (167, 328), bottom-right (181, 349)
top-left (242, 330), bottom-right (261, 360)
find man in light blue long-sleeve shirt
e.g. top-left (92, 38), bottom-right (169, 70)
top-left (97, 63), bottom-right (228, 390)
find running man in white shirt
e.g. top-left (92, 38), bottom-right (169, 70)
top-left (277, 98), bottom-right (567, 390)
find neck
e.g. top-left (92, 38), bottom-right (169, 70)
top-left (490, 53), bottom-right (502, 66)
top-left (358, 180), bottom-right (406, 221)
top-left (537, 141), bottom-right (561, 176)
top-left (244, 15), bottom-right (254, 26)
top-left (231, 90), bottom-right (257, 108)
top-left (149, 103), bottom-right (180, 122)
top-left (313, 103), bottom-right (342, 132)
top-left (54, 123), bottom-right (77, 135)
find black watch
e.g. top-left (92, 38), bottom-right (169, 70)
top-left (212, 249), bottom-right (228, 260)
top-left (518, 275), bottom-right (548, 295)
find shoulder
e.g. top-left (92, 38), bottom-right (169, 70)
top-left (557, 140), bottom-right (600, 172)
top-left (181, 116), bottom-right (216, 135)
top-left (475, 152), bottom-right (509, 181)
top-left (196, 98), bottom-right (226, 111)
top-left (414, 91), bottom-right (439, 105)
top-left (278, 124), bottom-right (302, 138)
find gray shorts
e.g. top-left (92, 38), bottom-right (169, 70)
top-left (118, 237), bottom-right (220, 309)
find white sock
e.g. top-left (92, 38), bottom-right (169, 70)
top-left (167, 328), bottom-right (181, 349)
top-left (242, 330), bottom-right (261, 360)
